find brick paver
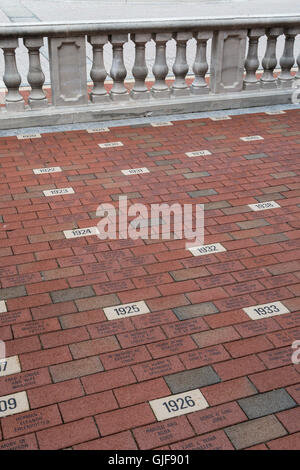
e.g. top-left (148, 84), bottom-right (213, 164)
top-left (0, 109), bottom-right (299, 450)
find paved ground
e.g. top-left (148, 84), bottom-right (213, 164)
top-left (0, 0), bottom-right (299, 88)
top-left (0, 108), bottom-right (299, 450)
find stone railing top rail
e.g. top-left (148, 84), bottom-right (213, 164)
top-left (1, 16), bottom-right (300, 37)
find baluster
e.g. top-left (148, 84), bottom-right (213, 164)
top-left (130, 33), bottom-right (151, 100)
top-left (88, 35), bottom-right (110, 103)
top-left (24, 37), bottom-right (48, 109)
top-left (260, 28), bottom-right (283, 89)
top-left (171, 32), bottom-right (192, 96)
top-left (151, 33), bottom-right (172, 99)
top-left (191, 32), bottom-right (212, 95)
top-left (109, 34), bottom-right (129, 101)
top-left (278, 28), bottom-right (298, 88)
top-left (0, 38), bottom-right (24, 112)
top-left (243, 29), bottom-right (265, 90)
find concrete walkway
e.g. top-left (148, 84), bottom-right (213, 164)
top-left (0, 0), bottom-right (299, 88)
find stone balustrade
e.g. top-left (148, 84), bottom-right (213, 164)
top-left (0, 17), bottom-right (299, 129)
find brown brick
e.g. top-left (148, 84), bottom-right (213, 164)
top-left (50, 356), bottom-right (104, 383)
top-left (70, 336), bottom-right (120, 359)
top-left (225, 415), bottom-right (287, 450)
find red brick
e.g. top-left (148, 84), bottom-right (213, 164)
top-left (147, 294), bottom-right (190, 312)
top-left (267, 327), bottom-right (300, 347)
top-left (114, 378), bottom-right (170, 408)
top-left (258, 346), bottom-right (294, 369)
top-left (133, 272), bottom-right (172, 288)
top-left (201, 377), bottom-right (257, 406)
top-left (224, 335), bottom-right (274, 358)
top-left (6, 293), bottom-right (51, 311)
top-left (37, 417), bottom-right (99, 450)
top-left (170, 430), bottom-right (234, 450)
top-left (36, 247), bottom-right (73, 261)
top-left (74, 430), bottom-right (138, 450)
top-left (214, 294), bottom-right (255, 312)
top-left (117, 286), bottom-right (160, 303)
top-left (187, 402), bottom-right (247, 435)
top-left (0, 368), bottom-right (51, 395)
top-left (133, 416), bottom-right (194, 450)
top-left (18, 260), bottom-right (58, 274)
top-left (276, 407), bottom-right (300, 433)
top-left (251, 286), bottom-right (292, 304)
top-left (205, 310), bottom-right (249, 329)
top-left (0, 325), bottom-right (12, 341)
top-left (267, 432), bottom-right (300, 450)
top-left (59, 390), bottom-right (118, 422)
top-left (81, 367), bottom-right (137, 395)
top-left (28, 379), bottom-right (84, 408)
top-left (132, 356), bottom-right (185, 381)
top-left (245, 444), bottom-right (268, 450)
top-left (242, 254), bottom-right (278, 269)
top-left (40, 326), bottom-right (89, 349)
top-left (162, 317), bottom-right (209, 338)
top-left (0, 309), bottom-right (32, 328)
top-left (26, 279), bottom-right (69, 295)
top-left (180, 344), bottom-right (230, 369)
top-left (214, 355), bottom-right (266, 380)
top-left (147, 336), bottom-right (197, 359)
top-left (88, 318), bottom-right (135, 339)
top-left (158, 280), bottom-right (198, 296)
top-left (12, 318), bottom-right (60, 338)
top-left (186, 287), bottom-right (228, 303)
top-left (100, 345), bottom-right (151, 370)
top-left (20, 346), bottom-right (72, 371)
top-left (117, 327), bottom-right (165, 349)
top-left (234, 317), bottom-right (281, 338)
top-left (2, 272), bottom-right (42, 288)
top-left (132, 310), bottom-right (177, 329)
top-left (96, 403), bottom-right (155, 436)
top-left (208, 260), bottom-right (245, 275)
top-left (5, 335), bottom-right (41, 357)
top-left (31, 301), bottom-right (77, 320)
top-left (170, 266), bottom-right (210, 281)
top-left (249, 365), bottom-right (300, 392)
top-left (287, 384), bottom-right (300, 404)
top-left (0, 434), bottom-right (38, 450)
top-left (196, 273), bottom-right (236, 291)
top-left (2, 405), bottom-right (62, 439)
top-left (146, 260), bottom-right (183, 274)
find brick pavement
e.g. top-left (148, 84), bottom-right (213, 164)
top-left (0, 109), bottom-right (299, 450)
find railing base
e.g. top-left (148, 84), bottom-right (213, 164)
top-left (0, 88), bottom-right (296, 130)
